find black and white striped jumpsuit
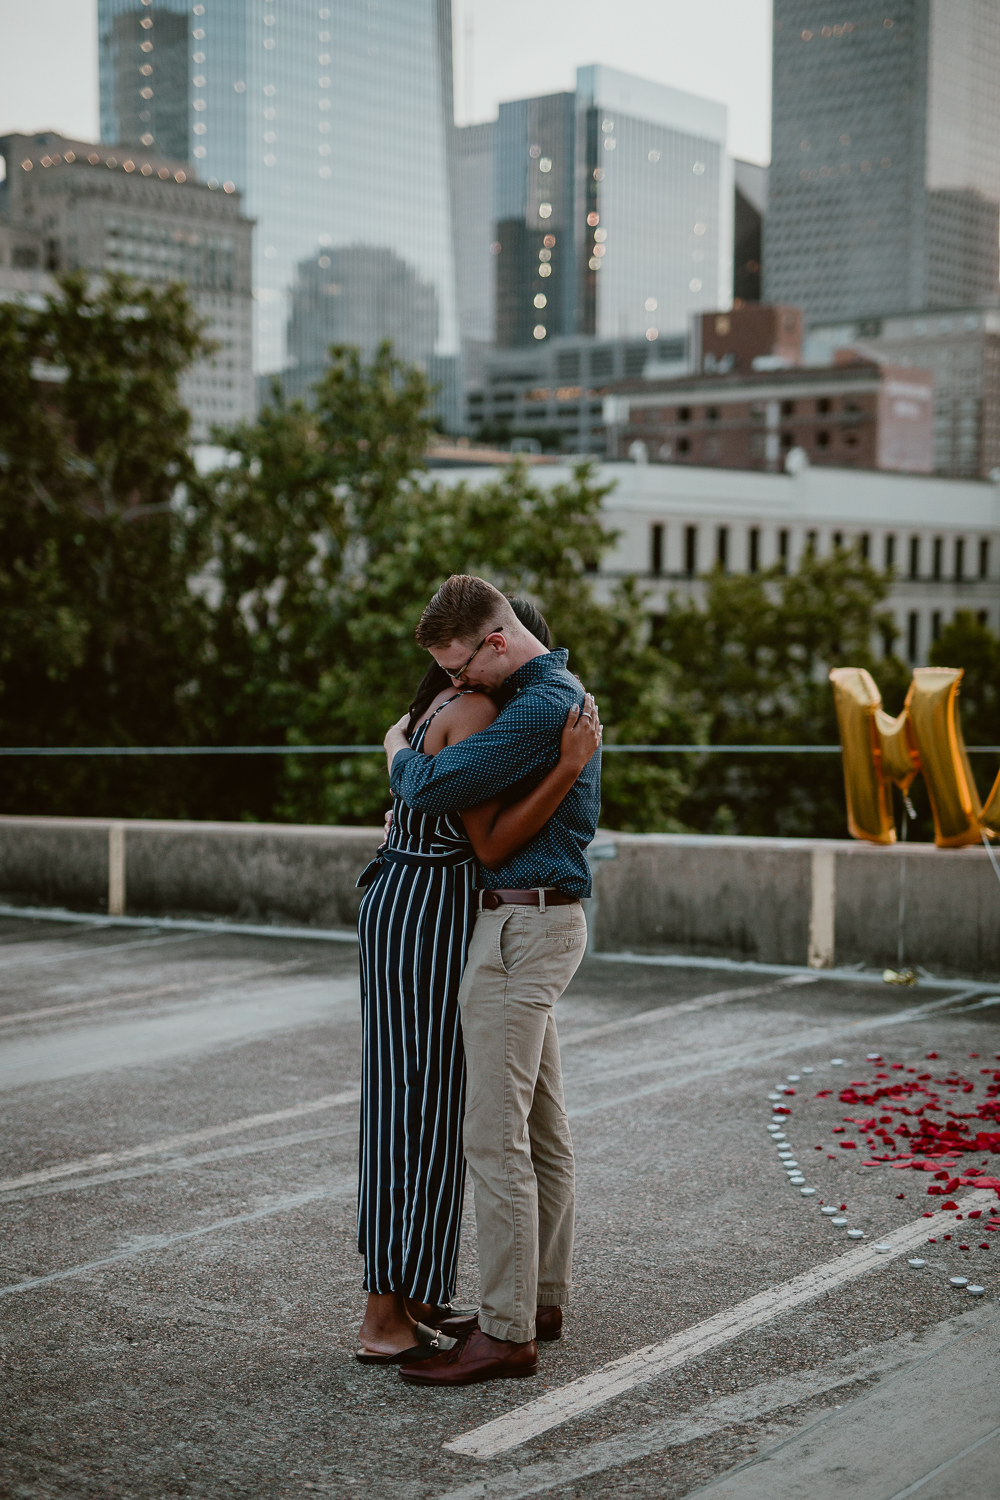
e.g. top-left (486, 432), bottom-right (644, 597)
top-left (356, 701), bottom-right (475, 1303)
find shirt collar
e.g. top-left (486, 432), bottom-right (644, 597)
top-left (498, 648), bottom-right (569, 704)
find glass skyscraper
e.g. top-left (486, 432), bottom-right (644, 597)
top-left (766, 1), bottom-right (1000, 323)
top-left (99, 0), bottom-right (460, 399)
top-left (492, 66), bottom-right (731, 350)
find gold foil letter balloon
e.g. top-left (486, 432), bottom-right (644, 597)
top-left (830, 666), bottom-right (1000, 847)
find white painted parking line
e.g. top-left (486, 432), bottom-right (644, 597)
top-left (565, 990), bottom-right (984, 1118)
top-left (0, 1183), bottom-right (352, 1298)
top-left (0, 1087), bottom-right (361, 1193)
top-left (560, 977), bottom-right (813, 1048)
top-left (8, 1122), bottom-right (359, 1199)
top-left (0, 977), bottom-right (358, 1090)
top-left (432, 1312), bottom-right (994, 1500)
top-left (0, 959), bottom-right (308, 1029)
top-left (0, 930), bottom-right (203, 972)
top-left (443, 1190), bottom-right (994, 1460)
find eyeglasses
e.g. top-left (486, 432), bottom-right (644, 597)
top-left (441, 629), bottom-right (501, 681)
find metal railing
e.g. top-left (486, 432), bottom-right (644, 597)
top-left (2, 744), bottom-right (998, 758)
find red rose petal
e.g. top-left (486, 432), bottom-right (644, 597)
top-left (926, 1052), bottom-right (938, 1059)
top-left (923, 1213), bottom-right (934, 1218)
top-left (943, 1234), bottom-right (952, 1240)
top-left (981, 1243), bottom-right (991, 1250)
top-left (840, 1204), bottom-right (847, 1211)
top-left (897, 1193), bottom-right (906, 1199)
top-left (969, 1211), bottom-right (982, 1219)
top-left (840, 1141), bottom-right (857, 1150)
top-left (942, 1200), bottom-right (959, 1209)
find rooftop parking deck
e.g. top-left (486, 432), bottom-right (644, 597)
top-left (2, 913), bottom-right (999, 1500)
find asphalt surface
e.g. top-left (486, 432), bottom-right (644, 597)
top-left (2, 913), bottom-right (999, 1500)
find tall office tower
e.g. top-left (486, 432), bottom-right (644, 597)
top-left (452, 120), bottom-right (496, 391)
top-left (0, 132), bottom-right (254, 440)
top-left (733, 159), bottom-right (767, 303)
top-left (493, 66), bottom-right (731, 350)
top-left (766, 2), bottom-right (1000, 323)
top-left (98, 0), bottom-right (460, 407)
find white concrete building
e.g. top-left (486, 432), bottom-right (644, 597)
top-left (436, 458), bottom-right (1000, 663)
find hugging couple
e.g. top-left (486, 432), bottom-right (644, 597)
top-left (354, 574), bottom-right (602, 1387)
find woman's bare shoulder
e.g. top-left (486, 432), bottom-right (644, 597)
top-left (423, 691), bottom-right (497, 752)
top-left (447, 693), bottom-right (499, 738)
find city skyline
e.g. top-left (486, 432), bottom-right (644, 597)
top-left (97, 0), bottom-right (460, 391)
top-left (0, 0), bottom-right (773, 166)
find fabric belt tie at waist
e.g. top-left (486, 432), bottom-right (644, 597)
top-left (356, 843), bottom-right (475, 889)
top-left (478, 888), bottom-right (579, 911)
top-left (383, 846), bottom-right (475, 869)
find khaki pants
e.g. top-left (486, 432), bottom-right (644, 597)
top-left (457, 899), bottom-right (587, 1342)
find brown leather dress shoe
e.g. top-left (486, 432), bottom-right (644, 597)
top-left (398, 1327), bottom-right (538, 1386)
top-left (436, 1305), bottom-right (563, 1342)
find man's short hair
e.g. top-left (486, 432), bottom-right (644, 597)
top-left (415, 575), bottom-right (517, 648)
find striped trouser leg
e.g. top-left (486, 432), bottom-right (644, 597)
top-left (356, 863), bottom-right (471, 1303)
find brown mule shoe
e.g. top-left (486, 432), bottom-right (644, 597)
top-left (436, 1305), bottom-right (563, 1342)
top-left (398, 1327), bottom-right (538, 1387)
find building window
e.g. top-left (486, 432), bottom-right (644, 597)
top-left (909, 535), bottom-right (920, 579)
top-left (650, 523), bottom-right (664, 576)
top-left (678, 406), bottom-right (691, 423)
top-left (979, 538), bottom-right (990, 578)
top-left (932, 611), bottom-right (942, 642)
top-left (816, 397), bottom-right (831, 414)
top-left (781, 399), bottom-right (795, 416)
top-left (832, 531), bottom-right (843, 550)
top-left (716, 526), bottom-right (729, 571)
top-left (748, 527), bottom-right (760, 572)
top-left (706, 405), bottom-right (719, 422)
top-left (907, 611), bottom-right (919, 662)
top-left (778, 529), bottom-right (789, 573)
top-left (859, 533), bottom-right (870, 561)
top-left (805, 530), bottom-right (817, 556)
top-left (677, 436), bottom-right (690, 454)
top-left (932, 537), bottom-right (943, 580)
top-left (684, 525), bottom-right (698, 577)
top-left (781, 432), bottom-right (794, 450)
top-left (815, 430), bottom-right (830, 447)
top-left (884, 534), bottom-right (896, 569)
top-left (954, 537), bottom-right (965, 580)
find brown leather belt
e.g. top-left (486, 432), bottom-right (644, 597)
top-left (478, 888), bottom-right (579, 910)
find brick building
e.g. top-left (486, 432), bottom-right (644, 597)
top-left (602, 356), bottom-right (934, 474)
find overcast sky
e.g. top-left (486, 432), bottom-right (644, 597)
top-left (0, 0), bottom-right (771, 165)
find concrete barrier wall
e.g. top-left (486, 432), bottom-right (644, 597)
top-left (587, 833), bottom-right (1000, 978)
top-left (0, 817), bottom-right (997, 978)
top-left (0, 816), bottom-right (382, 932)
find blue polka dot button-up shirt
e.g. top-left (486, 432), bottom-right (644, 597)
top-left (389, 648), bottom-right (601, 896)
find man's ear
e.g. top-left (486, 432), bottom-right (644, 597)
top-left (487, 631), bottom-right (508, 655)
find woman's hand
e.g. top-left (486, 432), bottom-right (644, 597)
top-left (558, 692), bottom-right (602, 773)
top-left (383, 712), bottom-right (411, 773)
top-left (382, 808), bottom-right (393, 844)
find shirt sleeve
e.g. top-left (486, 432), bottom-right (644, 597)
top-left (389, 690), bottom-right (568, 814)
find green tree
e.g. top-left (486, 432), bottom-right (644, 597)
top-left (189, 349), bottom-right (650, 824)
top-left (652, 549), bottom-right (908, 837)
top-left (0, 272), bottom-right (210, 817)
top-left (929, 611), bottom-right (1000, 806)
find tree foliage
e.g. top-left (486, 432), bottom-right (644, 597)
top-left (5, 276), bottom-right (988, 843)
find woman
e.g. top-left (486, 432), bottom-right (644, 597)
top-left (355, 600), bottom-right (601, 1362)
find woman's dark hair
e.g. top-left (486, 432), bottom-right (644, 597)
top-left (405, 595), bottom-right (552, 736)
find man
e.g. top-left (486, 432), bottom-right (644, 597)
top-left (382, 574), bottom-right (601, 1387)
